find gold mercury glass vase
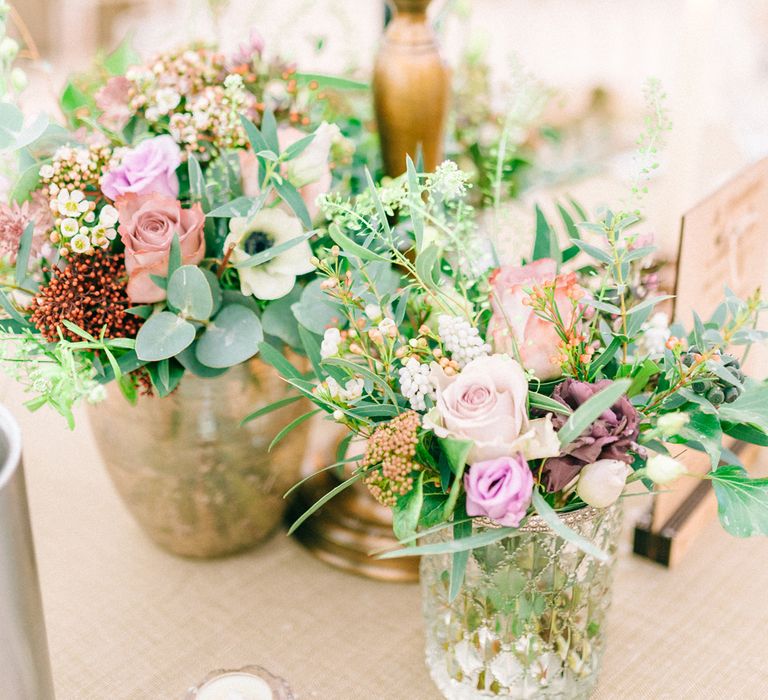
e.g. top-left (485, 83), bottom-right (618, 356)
top-left (420, 504), bottom-right (623, 699)
top-left (87, 358), bottom-right (310, 558)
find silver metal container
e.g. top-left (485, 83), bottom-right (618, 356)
top-left (0, 405), bottom-right (55, 700)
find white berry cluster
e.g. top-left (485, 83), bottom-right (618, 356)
top-left (437, 314), bottom-right (490, 368)
top-left (398, 357), bottom-right (435, 411)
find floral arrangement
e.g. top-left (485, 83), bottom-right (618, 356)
top-left (258, 154), bottom-right (768, 597)
top-left (0, 36), bottom-right (355, 426)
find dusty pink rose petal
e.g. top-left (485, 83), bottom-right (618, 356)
top-left (116, 193), bottom-right (205, 303)
top-left (488, 258), bottom-right (577, 380)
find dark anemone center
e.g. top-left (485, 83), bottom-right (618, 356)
top-left (243, 231), bottom-right (273, 255)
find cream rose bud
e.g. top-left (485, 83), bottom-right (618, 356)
top-left (286, 122), bottom-right (340, 188)
top-left (646, 454), bottom-right (686, 485)
top-left (576, 459), bottom-right (632, 508)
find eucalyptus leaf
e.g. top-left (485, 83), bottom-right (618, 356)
top-left (328, 223), bottom-right (389, 262)
top-left (206, 196), bottom-right (255, 218)
top-left (273, 178), bottom-right (311, 229)
top-left (528, 391), bottom-right (572, 415)
top-left (532, 205), bottom-right (560, 264)
top-left (176, 343), bottom-right (228, 378)
top-left (291, 279), bottom-right (344, 335)
top-left (376, 524), bottom-right (518, 559)
top-left (288, 470), bottom-right (364, 535)
top-left (234, 231), bottom-right (314, 269)
top-left (167, 265), bottom-right (214, 320)
top-left (135, 312), bottom-right (196, 361)
top-left (449, 518), bottom-right (472, 603)
top-left (195, 304), bottom-right (263, 368)
top-left (393, 471), bottom-right (425, 541)
top-left (261, 286), bottom-right (303, 348)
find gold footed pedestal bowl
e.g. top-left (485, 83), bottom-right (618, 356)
top-left (87, 359), bottom-right (310, 558)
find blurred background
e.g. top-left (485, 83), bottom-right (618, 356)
top-left (12, 0), bottom-right (768, 255)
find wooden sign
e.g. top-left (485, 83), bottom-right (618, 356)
top-left (634, 157), bottom-right (768, 566)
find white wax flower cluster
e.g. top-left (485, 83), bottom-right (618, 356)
top-left (320, 328), bottom-right (341, 359)
top-left (437, 314), bottom-right (491, 368)
top-left (398, 357), bottom-right (436, 411)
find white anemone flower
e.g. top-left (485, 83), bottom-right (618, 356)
top-left (226, 208), bottom-right (313, 300)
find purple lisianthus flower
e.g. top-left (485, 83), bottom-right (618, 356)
top-left (543, 378), bottom-right (642, 492)
top-left (101, 135), bottom-right (181, 201)
top-left (464, 455), bottom-right (534, 527)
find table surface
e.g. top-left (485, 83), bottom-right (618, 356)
top-left (3, 376), bottom-right (768, 700)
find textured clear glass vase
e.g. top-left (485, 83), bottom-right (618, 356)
top-left (420, 505), bottom-right (623, 699)
top-left (87, 358), bottom-right (310, 558)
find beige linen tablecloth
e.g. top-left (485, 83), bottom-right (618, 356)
top-left (3, 377), bottom-right (768, 700)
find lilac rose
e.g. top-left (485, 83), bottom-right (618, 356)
top-left (543, 378), bottom-right (642, 492)
top-left (101, 135), bottom-right (181, 201)
top-left (464, 455), bottom-right (534, 527)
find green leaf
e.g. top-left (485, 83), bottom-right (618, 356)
top-left (258, 340), bottom-right (304, 380)
top-left (288, 470), bottom-right (365, 535)
top-left (532, 205), bottom-right (560, 264)
top-left (718, 384), bottom-right (768, 433)
top-left (557, 203), bottom-right (579, 240)
top-left (439, 436), bottom-right (473, 475)
top-left (10, 160), bottom-right (43, 204)
top-left (175, 343), bottom-right (228, 378)
top-left (298, 324), bottom-right (323, 378)
top-left (241, 394), bottom-right (303, 425)
top-left (557, 379), bottom-right (631, 448)
top-left (588, 336), bottom-right (623, 379)
top-left (675, 411), bottom-right (722, 467)
top-left (273, 178), bottom-right (311, 229)
top-left (195, 304), bottom-right (263, 368)
top-left (570, 238), bottom-right (613, 264)
top-left (406, 155), bottom-right (424, 250)
top-left (261, 286), bottom-right (302, 348)
top-left (135, 312), bottom-right (196, 361)
top-left (0, 289), bottom-right (30, 326)
top-left (60, 82), bottom-right (91, 118)
top-left (393, 471), bottom-right (425, 541)
top-left (449, 517), bottom-right (472, 602)
top-left (292, 72), bottom-right (369, 91)
top-left (234, 231), bottom-right (314, 269)
top-left (531, 491), bottom-right (609, 561)
top-left (14, 221), bottom-right (34, 286)
top-left (415, 244), bottom-right (440, 288)
top-left (167, 265), bottom-right (214, 320)
top-left (283, 133), bottom-right (315, 161)
top-left (240, 114), bottom-right (269, 153)
top-left (529, 391), bottom-right (572, 415)
top-left (269, 409), bottom-right (321, 451)
top-left (206, 196), bottom-right (255, 218)
top-left (95, 350), bottom-right (146, 384)
top-left (376, 524), bottom-right (518, 559)
top-left (103, 36), bottom-right (140, 74)
top-left (167, 233), bottom-right (181, 279)
top-left (261, 109), bottom-right (279, 153)
top-left (291, 278), bottom-right (344, 335)
top-left (147, 358), bottom-right (184, 397)
top-left (709, 465), bottom-right (768, 537)
top-left (126, 305), bottom-right (153, 319)
top-left (722, 422), bottom-right (768, 447)
top-left (328, 223), bottom-right (389, 262)
top-left (365, 167), bottom-right (392, 238)
top-left (187, 154), bottom-right (209, 211)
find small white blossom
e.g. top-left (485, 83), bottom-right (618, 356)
top-left (39, 163), bottom-right (54, 179)
top-left (398, 357), bottom-right (435, 411)
top-left (327, 376), bottom-right (364, 403)
top-left (427, 161), bottom-right (469, 201)
top-left (320, 328), bottom-right (341, 359)
top-left (83, 211), bottom-right (96, 223)
top-left (364, 304), bottom-right (382, 321)
top-left (332, 409), bottom-right (344, 421)
top-left (56, 189), bottom-right (89, 217)
top-left (636, 312), bottom-right (671, 357)
top-left (377, 317), bottom-right (397, 338)
top-left (154, 87), bottom-right (181, 115)
top-left (70, 233), bottom-right (91, 254)
top-left (60, 218), bottom-right (79, 238)
top-left (437, 314), bottom-right (490, 368)
top-left (99, 204), bottom-right (119, 227)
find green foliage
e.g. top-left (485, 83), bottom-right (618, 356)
top-left (709, 466), bottom-right (768, 537)
top-left (557, 379), bottom-right (631, 448)
top-left (195, 304), bottom-right (263, 368)
top-left (135, 312), bottom-right (195, 361)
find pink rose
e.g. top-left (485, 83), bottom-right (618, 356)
top-left (238, 122), bottom-right (336, 220)
top-left (102, 135), bottom-right (181, 202)
top-left (116, 194), bottom-right (205, 303)
top-left (464, 455), bottom-right (534, 527)
top-left (425, 354), bottom-right (560, 463)
top-left (488, 258), bottom-right (577, 380)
